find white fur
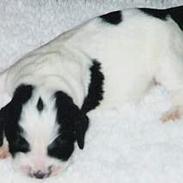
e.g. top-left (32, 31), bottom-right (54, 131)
top-left (0, 8), bottom-right (183, 178)
top-left (2, 9), bottom-right (183, 109)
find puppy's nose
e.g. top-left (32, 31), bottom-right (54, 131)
top-left (33, 170), bottom-right (49, 179)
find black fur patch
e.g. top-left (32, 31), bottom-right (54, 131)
top-left (100, 11), bottom-right (122, 25)
top-left (37, 97), bottom-right (44, 112)
top-left (48, 91), bottom-right (89, 161)
top-left (140, 6), bottom-right (183, 30)
top-left (0, 120), bottom-right (3, 146)
top-left (140, 8), bottom-right (168, 20)
top-left (81, 60), bottom-right (104, 113)
top-left (0, 84), bottom-right (33, 156)
top-left (47, 135), bottom-right (74, 161)
top-left (168, 6), bottom-right (183, 30)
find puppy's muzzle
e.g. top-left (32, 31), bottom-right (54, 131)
top-left (32, 170), bottom-right (51, 179)
top-left (30, 166), bottom-right (52, 179)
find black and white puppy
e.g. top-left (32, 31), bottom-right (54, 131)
top-left (0, 6), bottom-right (182, 179)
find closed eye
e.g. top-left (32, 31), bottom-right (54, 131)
top-left (47, 136), bottom-right (74, 161)
top-left (9, 135), bottom-right (30, 156)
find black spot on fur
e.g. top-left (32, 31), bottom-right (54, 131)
top-left (140, 8), bottom-right (168, 20)
top-left (48, 91), bottom-right (89, 161)
top-left (100, 11), bottom-right (122, 25)
top-left (10, 135), bottom-right (30, 156)
top-left (140, 6), bottom-right (183, 30)
top-left (48, 135), bottom-right (75, 161)
top-left (0, 84), bottom-right (33, 156)
top-left (168, 6), bottom-right (183, 30)
top-left (37, 97), bottom-right (44, 112)
top-left (81, 60), bottom-right (104, 113)
top-left (0, 124), bottom-right (3, 146)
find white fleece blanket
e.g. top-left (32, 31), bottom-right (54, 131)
top-left (0, 1), bottom-right (183, 183)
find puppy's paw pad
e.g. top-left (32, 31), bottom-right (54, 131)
top-left (0, 146), bottom-right (10, 159)
top-left (161, 108), bottom-right (182, 122)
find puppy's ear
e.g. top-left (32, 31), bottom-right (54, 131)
top-left (0, 110), bottom-right (4, 146)
top-left (55, 91), bottom-right (89, 150)
top-left (74, 113), bottom-right (89, 149)
top-left (0, 84), bottom-right (33, 146)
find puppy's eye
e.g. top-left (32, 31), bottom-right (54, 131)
top-left (10, 135), bottom-right (30, 156)
top-left (47, 136), bottom-right (74, 161)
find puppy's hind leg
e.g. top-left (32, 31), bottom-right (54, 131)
top-left (154, 20), bottom-right (183, 122)
top-left (156, 49), bottom-right (183, 122)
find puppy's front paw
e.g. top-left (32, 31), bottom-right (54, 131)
top-left (161, 107), bottom-right (183, 122)
top-left (0, 146), bottom-right (10, 159)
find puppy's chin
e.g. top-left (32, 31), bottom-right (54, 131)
top-left (11, 152), bottom-right (72, 178)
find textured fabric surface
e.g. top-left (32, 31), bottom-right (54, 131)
top-left (0, 1), bottom-right (183, 183)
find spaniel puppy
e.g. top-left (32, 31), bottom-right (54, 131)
top-left (0, 7), bottom-right (182, 179)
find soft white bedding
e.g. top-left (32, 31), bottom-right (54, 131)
top-left (0, 1), bottom-right (183, 182)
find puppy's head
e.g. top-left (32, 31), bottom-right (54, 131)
top-left (0, 84), bottom-right (89, 179)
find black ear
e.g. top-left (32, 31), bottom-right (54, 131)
top-left (0, 110), bottom-right (4, 146)
top-left (0, 84), bottom-right (33, 147)
top-left (74, 113), bottom-right (89, 149)
top-left (55, 91), bottom-right (89, 150)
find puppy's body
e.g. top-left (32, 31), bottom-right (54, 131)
top-left (0, 7), bottom-right (183, 178)
top-left (58, 8), bottom-right (183, 108)
top-left (4, 8), bottom-right (183, 108)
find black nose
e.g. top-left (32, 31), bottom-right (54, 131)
top-left (33, 171), bottom-right (48, 179)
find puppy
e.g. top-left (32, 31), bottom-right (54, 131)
top-left (0, 6), bottom-right (182, 179)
